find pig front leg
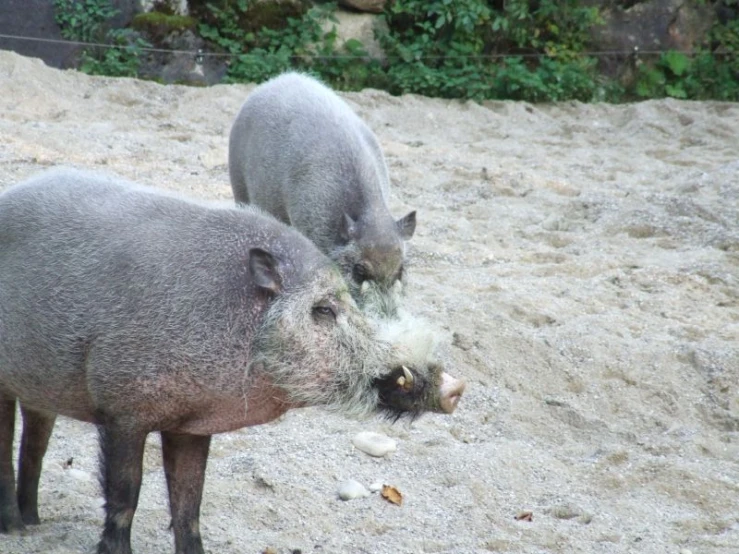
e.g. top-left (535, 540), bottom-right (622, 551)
top-left (0, 394), bottom-right (23, 534)
top-left (161, 431), bottom-right (211, 554)
top-left (97, 424), bottom-right (147, 554)
top-left (17, 405), bottom-right (56, 525)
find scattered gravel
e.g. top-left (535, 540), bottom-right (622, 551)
top-left (1, 51), bottom-right (737, 554)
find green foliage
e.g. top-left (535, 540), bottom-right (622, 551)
top-left (633, 50), bottom-right (739, 100)
top-left (196, 1), bottom-right (385, 88)
top-left (131, 12), bottom-right (197, 35)
top-left (310, 31), bottom-right (388, 92)
top-left (631, 3), bottom-right (739, 101)
top-left (53, 0), bottom-right (118, 43)
top-left (53, 0), bottom-right (151, 77)
top-left (379, 0), bottom-right (605, 101)
top-left (79, 29), bottom-right (151, 77)
top-left (53, 0), bottom-right (739, 102)
top-left (197, 0), bottom-right (325, 81)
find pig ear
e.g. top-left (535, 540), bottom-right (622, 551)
top-left (396, 210), bottom-right (416, 240)
top-left (249, 248), bottom-right (282, 295)
top-left (339, 212), bottom-right (359, 242)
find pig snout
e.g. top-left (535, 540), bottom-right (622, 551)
top-left (373, 365), bottom-right (465, 419)
top-left (438, 372), bottom-right (466, 414)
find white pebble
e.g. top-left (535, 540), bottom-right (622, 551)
top-left (65, 469), bottom-right (93, 482)
top-left (337, 479), bottom-right (370, 501)
top-left (352, 431), bottom-right (397, 457)
top-left (369, 482), bottom-right (383, 493)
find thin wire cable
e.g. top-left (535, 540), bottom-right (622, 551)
top-left (0, 32), bottom-right (715, 60)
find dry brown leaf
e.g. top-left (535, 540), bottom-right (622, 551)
top-left (381, 485), bottom-right (403, 506)
top-left (515, 510), bottom-right (533, 521)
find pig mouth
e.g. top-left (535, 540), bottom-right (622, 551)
top-left (373, 365), bottom-right (466, 420)
top-left (373, 365), bottom-right (428, 421)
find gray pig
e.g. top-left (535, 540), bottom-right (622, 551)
top-left (0, 169), bottom-right (465, 554)
top-left (229, 72), bottom-right (416, 317)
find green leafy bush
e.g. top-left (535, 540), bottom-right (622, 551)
top-left (379, 0), bottom-right (605, 101)
top-left (195, 1), bottom-right (385, 89)
top-left (54, 0), bottom-right (119, 43)
top-left (195, 0), bottom-right (324, 82)
top-left (53, 0), bottom-right (739, 102)
top-left (53, 0), bottom-right (151, 77)
top-left (629, 1), bottom-right (739, 101)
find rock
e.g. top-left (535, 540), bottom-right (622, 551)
top-left (139, 0), bottom-right (189, 15)
top-left (369, 481), bottom-right (383, 492)
top-left (322, 10), bottom-right (388, 60)
top-left (337, 479), bottom-right (370, 500)
top-left (352, 431), bottom-right (397, 457)
top-left (137, 28), bottom-right (227, 86)
top-left (590, 0), bottom-right (715, 80)
top-left (551, 504), bottom-right (581, 520)
top-left (65, 468), bottom-right (93, 482)
top-left (452, 331), bottom-right (475, 351)
top-left (339, 0), bottom-right (387, 14)
top-left (0, 0), bottom-right (136, 70)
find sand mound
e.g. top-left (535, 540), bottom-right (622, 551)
top-left (1, 51), bottom-right (737, 553)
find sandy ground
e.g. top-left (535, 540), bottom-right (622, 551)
top-left (0, 51), bottom-right (737, 554)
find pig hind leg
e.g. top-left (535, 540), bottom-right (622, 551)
top-left (0, 393), bottom-right (23, 533)
top-left (161, 431), bottom-right (211, 554)
top-left (97, 423), bottom-right (147, 554)
top-left (16, 405), bottom-right (56, 525)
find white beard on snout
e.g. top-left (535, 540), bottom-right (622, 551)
top-left (250, 295), bottom-right (395, 419)
top-left (355, 278), bottom-right (402, 318)
top-left (371, 309), bottom-right (441, 371)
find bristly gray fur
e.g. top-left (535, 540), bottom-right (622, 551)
top-left (0, 167), bottom-right (456, 554)
top-left (0, 167), bottom-right (420, 428)
top-left (229, 72), bottom-right (416, 317)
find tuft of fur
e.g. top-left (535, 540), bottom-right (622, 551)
top-left (374, 309), bottom-right (441, 368)
top-left (250, 284), bottom-right (392, 419)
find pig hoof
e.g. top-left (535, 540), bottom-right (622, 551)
top-left (0, 514), bottom-right (26, 535)
top-left (21, 512), bottom-right (41, 526)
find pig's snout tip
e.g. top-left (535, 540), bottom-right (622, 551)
top-left (439, 372), bottom-right (466, 414)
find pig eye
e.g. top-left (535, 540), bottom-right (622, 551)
top-left (312, 305), bottom-right (336, 322)
top-left (353, 263), bottom-right (370, 284)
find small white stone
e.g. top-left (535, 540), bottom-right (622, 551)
top-left (65, 468), bottom-right (93, 482)
top-left (352, 431), bottom-right (397, 457)
top-left (337, 479), bottom-right (370, 501)
top-left (368, 482), bottom-right (383, 493)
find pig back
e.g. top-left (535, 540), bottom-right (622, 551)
top-left (0, 168), bottom-right (325, 422)
top-left (229, 72), bottom-right (392, 253)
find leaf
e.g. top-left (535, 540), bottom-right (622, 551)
top-left (381, 485), bottom-right (403, 506)
top-left (665, 84), bottom-right (688, 99)
top-left (664, 50), bottom-right (690, 77)
top-left (515, 510), bottom-right (533, 521)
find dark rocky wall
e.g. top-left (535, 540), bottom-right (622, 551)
top-left (0, 0), bottom-right (139, 69)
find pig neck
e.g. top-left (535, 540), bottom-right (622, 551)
top-left (338, 160), bottom-right (393, 239)
top-left (152, 240), bottom-right (300, 435)
top-left (170, 362), bottom-right (297, 435)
